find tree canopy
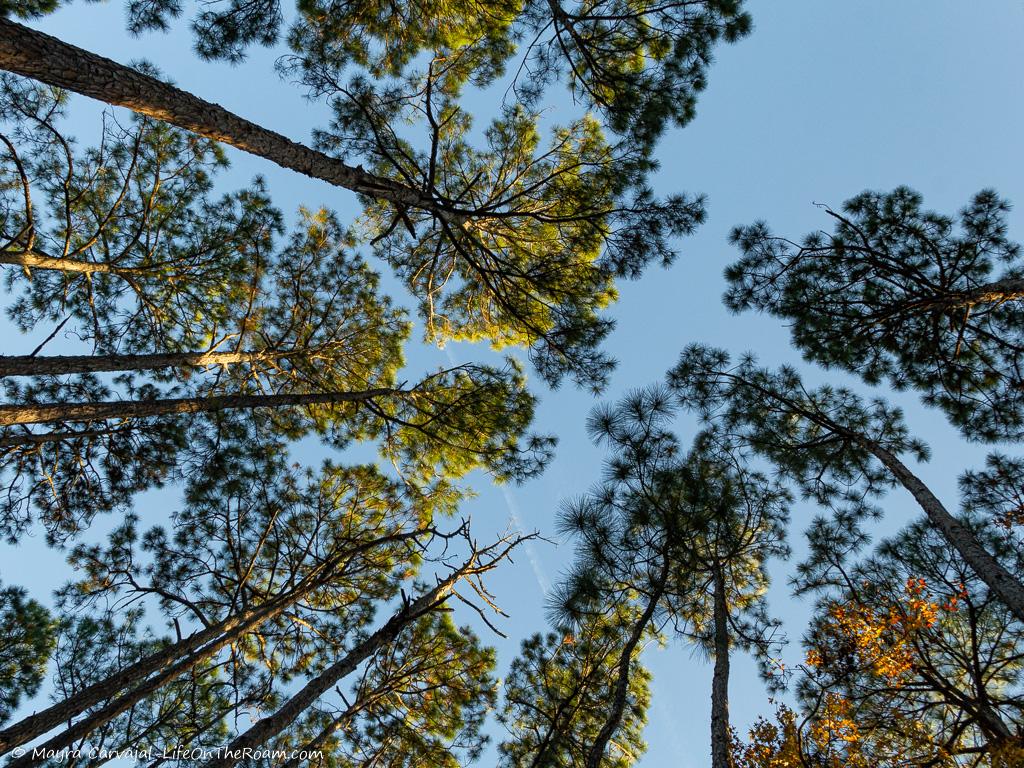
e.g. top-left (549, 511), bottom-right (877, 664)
top-left (1, 3), bottom-right (1023, 768)
top-left (725, 188), bottom-right (1024, 442)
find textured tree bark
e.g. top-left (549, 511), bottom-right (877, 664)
top-left (913, 277), bottom-right (1024, 312)
top-left (0, 387), bottom-right (393, 426)
top-left (727, 371), bottom-right (1024, 627)
top-left (0, 18), bottom-right (448, 215)
top-left (0, 251), bottom-right (124, 274)
top-left (0, 350), bottom-right (299, 378)
top-left (584, 560), bottom-right (668, 768)
top-left (204, 575), bottom-right (462, 768)
top-left (710, 562), bottom-right (732, 768)
top-left (868, 443), bottom-right (1024, 624)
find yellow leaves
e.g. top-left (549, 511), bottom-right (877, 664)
top-left (731, 703), bottom-right (805, 768)
top-left (989, 739), bottom-right (1024, 768)
top-left (811, 693), bottom-right (861, 748)
top-left (814, 577), bottom-right (949, 685)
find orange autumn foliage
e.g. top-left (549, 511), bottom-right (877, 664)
top-left (807, 578), bottom-right (959, 685)
top-left (733, 578), bottom-right (990, 768)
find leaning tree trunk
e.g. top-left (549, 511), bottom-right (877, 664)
top-left (735, 372), bottom-right (1024, 627)
top-left (0, 387), bottom-right (395, 426)
top-left (277, 678), bottom-right (400, 768)
top-left (867, 442), bottom-right (1024, 625)
top-left (0, 18), bottom-right (445, 215)
top-left (0, 525), bottom-right (421, 755)
top-left (710, 561), bottom-right (733, 768)
top-left (0, 615), bottom-right (234, 754)
top-left (203, 573), bottom-right (465, 768)
top-left (1, 593), bottom-right (296, 768)
top-left (584, 559), bottom-right (668, 768)
top-left (0, 350), bottom-right (300, 378)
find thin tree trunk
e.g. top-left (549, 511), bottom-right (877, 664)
top-left (868, 443), bottom-right (1024, 624)
top-left (278, 705), bottom-right (360, 768)
top-left (710, 561), bottom-right (732, 768)
top-left (277, 681), bottom-right (399, 768)
top-left (0, 349), bottom-right (298, 378)
top-left (584, 560), bottom-right (668, 768)
top-left (727, 371), bottom-right (1024, 627)
top-left (0, 426), bottom-right (129, 448)
top-left (0, 387), bottom-right (394, 426)
top-left (203, 574), bottom-right (464, 768)
top-left (526, 672), bottom-right (592, 768)
top-left (0, 18), bottom-right (448, 216)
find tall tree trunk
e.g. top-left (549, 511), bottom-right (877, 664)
top-left (0, 18), bottom-right (446, 216)
top-left (731, 371), bottom-right (1024, 626)
top-left (0, 350), bottom-right (300, 378)
top-left (0, 525), bottom-right (424, 755)
top-left (0, 596), bottom-right (290, 760)
top-left (203, 573), bottom-right (465, 768)
top-left (710, 561), bottom-right (732, 768)
top-left (867, 442), bottom-right (1024, 624)
top-left (0, 387), bottom-right (394, 426)
top-left (584, 559), bottom-right (668, 768)
top-left (277, 679), bottom-right (400, 768)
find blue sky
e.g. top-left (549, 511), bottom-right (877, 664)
top-left (2, 1), bottom-right (1024, 766)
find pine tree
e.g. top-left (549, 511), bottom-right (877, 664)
top-left (498, 609), bottom-right (652, 768)
top-left (0, 579), bottom-right (55, 724)
top-left (0, 429), bottom-right (532, 763)
top-left (0, 75), bottom-right (552, 542)
top-left (795, 517), bottom-right (1024, 766)
top-left (0, 0), bottom-right (748, 388)
top-left (253, 612), bottom-right (498, 768)
top-left (725, 187), bottom-right (1024, 441)
top-left (534, 388), bottom-right (788, 768)
top-left (669, 345), bottom-right (1024, 625)
top-left (44, 610), bottom-right (236, 764)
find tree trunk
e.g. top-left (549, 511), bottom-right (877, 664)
top-left (584, 560), bottom-right (668, 768)
top-left (925, 277), bottom-right (1024, 312)
top-left (278, 705), bottom-right (360, 768)
top-left (868, 443), bottom-right (1024, 624)
top-left (0, 18), bottom-right (446, 216)
top-left (203, 575), bottom-right (463, 768)
top-left (0, 387), bottom-right (394, 426)
top-left (731, 371), bottom-right (1024, 627)
top-left (0, 524), bottom-right (421, 755)
top-left (710, 561), bottom-right (732, 768)
top-left (0, 349), bottom-right (298, 378)
top-left (0, 427), bottom-right (130, 448)
top-left (0, 595), bottom-right (290, 759)
top-left (0, 250), bottom-right (124, 274)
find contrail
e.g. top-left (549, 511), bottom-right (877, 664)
top-left (441, 346), bottom-right (551, 596)
top-left (500, 485), bottom-right (551, 596)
